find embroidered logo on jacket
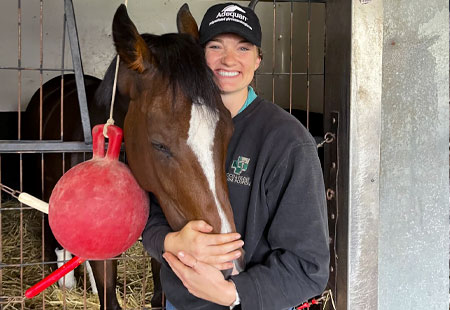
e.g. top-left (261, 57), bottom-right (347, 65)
top-left (228, 156), bottom-right (251, 186)
top-left (231, 156), bottom-right (250, 175)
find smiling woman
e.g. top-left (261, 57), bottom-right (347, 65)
top-left (205, 34), bottom-right (261, 117)
top-left (142, 2), bottom-right (330, 310)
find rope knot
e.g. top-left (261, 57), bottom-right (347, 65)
top-left (103, 118), bottom-right (116, 138)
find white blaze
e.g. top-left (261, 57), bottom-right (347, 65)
top-left (187, 100), bottom-right (231, 234)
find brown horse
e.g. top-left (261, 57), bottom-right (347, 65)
top-left (113, 3), bottom-right (244, 268)
top-left (114, 4), bottom-right (236, 235)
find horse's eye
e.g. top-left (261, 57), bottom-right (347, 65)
top-left (151, 141), bottom-right (172, 157)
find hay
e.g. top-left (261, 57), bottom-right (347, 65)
top-left (1, 200), bottom-right (155, 309)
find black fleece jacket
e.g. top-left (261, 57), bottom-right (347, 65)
top-left (142, 97), bottom-right (330, 310)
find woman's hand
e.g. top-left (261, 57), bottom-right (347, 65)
top-left (164, 220), bottom-right (243, 270)
top-left (163, 251), bottom-right (237, 306)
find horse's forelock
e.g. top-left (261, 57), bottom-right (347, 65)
top-left (141, 33), bottom-right (221, 111)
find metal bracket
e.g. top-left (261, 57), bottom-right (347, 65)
top-left (325, 111), bottom-right (339, 296)
top-left (64, 0), bottom-right (92, 144)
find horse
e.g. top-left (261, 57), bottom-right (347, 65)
top-left (21, 3), bottom-right (242, 309)
top-left (113, 0), bottom-right (243, 273)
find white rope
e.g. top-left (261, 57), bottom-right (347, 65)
top-left (103, 0), bottom-right (128, 138)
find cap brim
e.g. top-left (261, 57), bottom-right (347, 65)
top-left (199, 22), bottom-right (261, 47)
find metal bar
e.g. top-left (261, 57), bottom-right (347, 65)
top-left (324, 0), bottom-right (351, 308)
top-left (103, 261), bottom-right (107, 310)
top-left (0, 254), bottom-right (147, 268)
top-left (325, 112), bottom-right (338, 301)
top-left (0, 141), bottom-right (94, 153)
top-left (0, 156), bottom-right (3, 301)
top-left (64, 0), bottom-right (92, 144)
top-left (0, 141), bottom-right (125, 153)
top-left (0, 66), bottom-right (74, 72)
top-left (61, 14), bottom-right (67, 141)
top-left (123, 259), bottom-right (128, 309)
top-left (288, 1), bottom-right (293, 114)
top-left (0, 206), bottom-right (44, 212)
top-left (83, 263), bottom-right (87, 310)
top-left (40, 207), bottom-right (45, 310)
top-left (39, 3), bottom-right (46, 306)
top-left (17, 0), bottom-right (24, 305)
top-left (40, 0), bottom-right (44, 141)
top-left (256, 72), bottom-right (324, 76)
top-left (272, 1), bottom-right (276, 103)
top-left (306, 0), bottom-right (311, 129)
top-left (140, 248), bottom-right (148, 309)
top-left (19, 156), bottom-right (24, 309)
top-left (237, 0), bottom-right (327, 3)
top-left (60, 157), bottom-right (67, 309)
top-left (17, 0), bottom-right (22, 140)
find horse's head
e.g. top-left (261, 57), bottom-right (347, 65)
top-left (112, 5), bottom-right (237, 241)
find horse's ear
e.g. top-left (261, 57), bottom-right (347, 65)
top-left (112, 4), bottom-right (152, 73)
top-left (177, 3), bottom-right (199, 40)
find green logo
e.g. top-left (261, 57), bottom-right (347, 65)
top-left (231, 156), bottom-right (250, 175)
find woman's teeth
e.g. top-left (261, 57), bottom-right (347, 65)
top-left (218, 70), bottom-right (239, 77)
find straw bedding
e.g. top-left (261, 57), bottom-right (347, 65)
top-left (1, 200), bottom-right (155, 309)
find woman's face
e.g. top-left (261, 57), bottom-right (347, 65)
top-left (205, 33), bottom-right (261, 95)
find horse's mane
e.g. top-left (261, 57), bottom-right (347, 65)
top-left (95, 33), bottom-right (221, 111)
top-left (95, 57), bottom-right (118, 107)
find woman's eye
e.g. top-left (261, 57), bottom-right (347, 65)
top-left (208, 45), bottom-right (221, 49)
top-left (151, 141), bottom-right (172, 157)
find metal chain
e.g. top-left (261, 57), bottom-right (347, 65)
top-left (0, 183), bottom-right (21, 199)
top-left (317, 132), bottom-right (336, 148)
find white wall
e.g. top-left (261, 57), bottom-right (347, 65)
top-left (0, 0), bottom-right (224, 112)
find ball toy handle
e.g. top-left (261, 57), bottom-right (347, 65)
top-left (92, 124), bottom-right (122, 161)
top-left (25, 256), bottom-right (85, 298)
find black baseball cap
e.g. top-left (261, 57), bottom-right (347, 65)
top-left (199, 3), bottom-right (262, 47)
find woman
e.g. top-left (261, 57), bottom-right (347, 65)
top-left (143, 3), bottom-right (329, 309)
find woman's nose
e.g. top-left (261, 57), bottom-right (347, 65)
top-left (221, 49), bottom-right (237, 66)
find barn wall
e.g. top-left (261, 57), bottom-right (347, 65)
top-left (347, 0), bottom-right (449, 309)
top-left (379, 0), bottom-right (449, 308)
top-left (347, 0), bottom-right (383, 309)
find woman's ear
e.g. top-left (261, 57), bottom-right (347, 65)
top-left (254, 53), bottom-right (262, 71)
top-left (177, 3), bottom-right (199, 40)
top-left (112, 4), bottom-right (153, 73)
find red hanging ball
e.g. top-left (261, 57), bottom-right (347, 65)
top-left (49, 124), bottom-right (149, 260)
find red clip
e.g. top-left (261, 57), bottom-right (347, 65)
top-left (297, 302), bottom-right (310, 309)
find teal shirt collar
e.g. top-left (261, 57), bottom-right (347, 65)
top-left (237, 86), bottom-right (257, 114)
